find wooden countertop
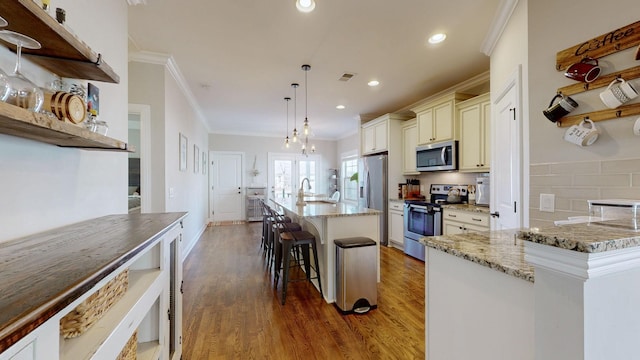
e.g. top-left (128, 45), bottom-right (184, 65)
top-left (0, 212), bottom-right (187, 352)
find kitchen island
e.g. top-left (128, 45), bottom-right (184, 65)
top-left (421, 221), bottom-right (640, 360)
top-left (273, 197), bottom-right (381, 303)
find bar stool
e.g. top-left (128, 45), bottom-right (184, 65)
top-left (267, 207), bottom-right (300, 272)
top-left (261, 201), bottom-right (291, 255)
top-left (276, 230), bottom-right (323, 305)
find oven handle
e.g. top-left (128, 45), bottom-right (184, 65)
top-left (409, 206), bottom-right (438, 214)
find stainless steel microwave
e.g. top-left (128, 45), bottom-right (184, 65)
top-left (416, 140), bottom-right (457, 172)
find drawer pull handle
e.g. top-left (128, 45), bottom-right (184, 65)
top-left (472, 217), bottom-right (483, 222)
top-left (448, 214), bottom-right (457, 218)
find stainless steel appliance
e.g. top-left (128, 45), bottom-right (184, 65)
top-left (416, 140), bottom-right (458, 172)
top-left (360, 154), bottom-right (388, 245)
top-left (476, 176), bottom-right (490, 206)
top-left (403, 184), bottom-right (469, 261)
top-left (403, 201), bottom-right (440, 261)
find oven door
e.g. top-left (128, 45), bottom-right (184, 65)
top-left (404, 204), bottom-right (441, 238)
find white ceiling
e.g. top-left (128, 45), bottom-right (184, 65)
top-left (128, 0), bottom-right (500, 140)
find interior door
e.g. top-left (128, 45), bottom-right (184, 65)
top-left (492, 67), bottom-right (522, 230)
top-left (268, 153), bottom-right (321, 202)
top-left (210, 152), bottom-right (243, 221)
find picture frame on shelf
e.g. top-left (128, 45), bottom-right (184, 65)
top-left (202, 151), bottom-right (207, 175)
top-left (179, 133), bottom-right (187, 171)
top-left (194, 145), bottom-right (200, 174)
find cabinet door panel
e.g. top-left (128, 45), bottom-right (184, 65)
top-left (403, 124), bottom-right (418, 174)
top-left (459, 104), bottom-right (482, 170)
top-left (389, 211), bottom-right (404, 245)
top-left (433, 101), bottom-right (454, 142)
top-left (417, 110), bottom-right (434, 145)
top-left (443, 221), bottom-right (464, 235)
top-left (374, 122), bottom-right (388, 152)
top-left (363, 125), bottom-right (376, 153)
top-left (482, 101), bottom-right (491, 169)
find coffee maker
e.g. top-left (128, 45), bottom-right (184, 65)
top-left (476, 176), bottom-right (490, 206)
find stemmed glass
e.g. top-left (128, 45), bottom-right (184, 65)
top-left (0, 30), bottom-right (44, 112)
top-left (0, 17), bottom-right (9, 101)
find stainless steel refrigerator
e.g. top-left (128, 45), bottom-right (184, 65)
top-left (359, 154), bottom-right (388, 245)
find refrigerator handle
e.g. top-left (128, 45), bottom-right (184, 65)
top-left (366, 171), bottom-right (371, 207)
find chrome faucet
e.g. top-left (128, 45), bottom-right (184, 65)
top-left (296, 177), bottom-right (312, 205)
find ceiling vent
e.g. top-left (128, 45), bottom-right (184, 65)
top-left (338, 73), bottom-right (356, 82)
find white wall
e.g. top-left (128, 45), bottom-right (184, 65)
top-left (128, 61), bottom-right (209, 259)
top-left (210, 133), bottom-right (338, 191)
top-left (0, 0), bottom-right (128, 242)
top-left (528, 0), bottom-right (640, 164)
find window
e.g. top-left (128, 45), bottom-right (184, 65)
top-left (342, 156), bottom-right (358, 202)
top-left (299, 160), bottom-right (317, 193)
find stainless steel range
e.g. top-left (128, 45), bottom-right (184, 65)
top-left (403, 184), bottom-right (469, 261)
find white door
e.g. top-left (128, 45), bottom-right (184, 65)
top-left (491, 67), bottom-right (522, 230)
top-left (268, 153), bottom-right (320, 202)
top-left (210, 152), bottom-right (243, 221)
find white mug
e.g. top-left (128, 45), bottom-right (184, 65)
top-left (600, 78), bottom-right (638, 109)
top-left (564, 118), bottom-right (599, 146)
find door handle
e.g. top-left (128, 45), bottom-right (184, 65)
top-left (490, 212), bottom-right (500, 218)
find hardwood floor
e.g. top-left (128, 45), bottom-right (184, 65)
top-left (182, 222), bottom-right (425, 359)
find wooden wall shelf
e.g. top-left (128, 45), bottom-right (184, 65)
top-left (557, 65), bottom-right (640, 96)
top-left (0, 0), bottom-right (119, 83)
top-left (0, 102), bottom-right (130, 151)
top-left (556, 102), bottom-right (640, 128)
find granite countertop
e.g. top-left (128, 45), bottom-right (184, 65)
top-left (273, 197), bottom-right (380, 219)
top-left (518, 220), bottom-right (640, 253)
top-left (441, 204), bottom-right (490, 213)
top-left (421, 229), bottom-right (534, 282)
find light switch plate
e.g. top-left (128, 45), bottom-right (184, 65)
top-left (169, 187), bottom-right (175, 198)
top-left (540, 193), bottom-right (555, 212)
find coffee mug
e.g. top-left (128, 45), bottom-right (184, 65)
top-left (563, 118), bottom-right (599, 146)
top-left (543, 93), bottom-right (578, 122)
top-left (599, 78), bottom-right (638, 109)
top-left (565, 57), bottom-right (601, 83)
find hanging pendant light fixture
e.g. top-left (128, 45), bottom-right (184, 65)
top-left (291, 83), bottom-right (299, 143)
top-left (301, 64), bottom-right (315, 156)
top-left (296, 0), bottom-right (316, 13)
top-left (284, 97), bottom-right (291, 148)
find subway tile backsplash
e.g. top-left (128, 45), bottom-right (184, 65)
top-left (529, 158), bottom-right (640, 228)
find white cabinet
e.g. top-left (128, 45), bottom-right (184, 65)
top-left (412, 93), bottom-right (474, 145)
top-left (458, 93), bottom-right (491, 172)
top-left (0, 214), bottom-right (185, 360)
top-left (362, 119), bottom-right (389, 155)
top-left (402, 119), bottom-right (418, 175)
top-left (442, 208), bottom-right (489, 235)
top-left (389, 201), bottom-right (404, 249)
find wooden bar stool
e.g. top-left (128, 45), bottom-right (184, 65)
top-left (276, 230), bottom-right (323, 305)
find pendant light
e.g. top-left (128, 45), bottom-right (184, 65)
top-left (284, 97), bottom-right (291, 148)
top-left (291, 83), bottom-right (299, 143)
top-left (301, 64), bottom-right (315, 155)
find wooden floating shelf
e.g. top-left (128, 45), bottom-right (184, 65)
top-left (557, 66), bottom-right (640, 96)
top-left (0, 0), bottom-right (119, 83)
top-left (556, 102), bottom-right (640, 128)
top-left (0, 101), bottom-right (130, 152)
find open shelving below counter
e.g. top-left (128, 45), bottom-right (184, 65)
top-left (0, 101), bottom-right (131, 152)
top-left (0, 0), bottom-right (119, 83)
top-left (59, 269), bottom-right (164, 360)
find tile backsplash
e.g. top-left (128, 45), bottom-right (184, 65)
top-left (530, 158), bottom-right (640, 228)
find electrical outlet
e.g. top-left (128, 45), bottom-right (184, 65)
top-left (169, 187), bottom-right (175, 199)
top-left (540, 193), bottom-right (555, 212)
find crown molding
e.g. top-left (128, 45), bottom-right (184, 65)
top-left (481, 0), bottom-right (519, 56)
top-left (129, 51), bottom-right (210, 132)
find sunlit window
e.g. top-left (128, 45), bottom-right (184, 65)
top-left (342, 157), bottom-right (358, 202)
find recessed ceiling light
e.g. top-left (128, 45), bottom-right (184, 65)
top-left (428, 33), bottom-right (447, 44)
top-left (336, 105), bottom-right (345, 110)
top-left (296, 0), bottom-right (316, 13)
top-left (368, 80), bottom-right (380, 87)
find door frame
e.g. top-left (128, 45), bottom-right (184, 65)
top-left (491, 64), bottom-right (527, 229)
top-left (128, 103), bottom-right (151, 213)
top-left (267, 152), bottom-right (322, 202)
top-left (209, 151), bottom-right (245, 222)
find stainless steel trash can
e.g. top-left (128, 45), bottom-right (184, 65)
top-left (334, 237), bottom-right (377, 314)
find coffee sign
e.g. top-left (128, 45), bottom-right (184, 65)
top-left (556, 20), bottom-right (640, 71)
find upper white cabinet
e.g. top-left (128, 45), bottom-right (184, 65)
top-left (411, 93), bottom-right (474, 145)
top-left (458, 93), bottom-right (491, 172)
top-left (362, 118), bottom-right (389, 155)
top-left (402, 119), bottom-right (418, 175)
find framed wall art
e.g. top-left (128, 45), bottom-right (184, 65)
top-left (194, 145), bottom-right (200, 173)
top-left (179, 133), bottom-right (188, 171)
